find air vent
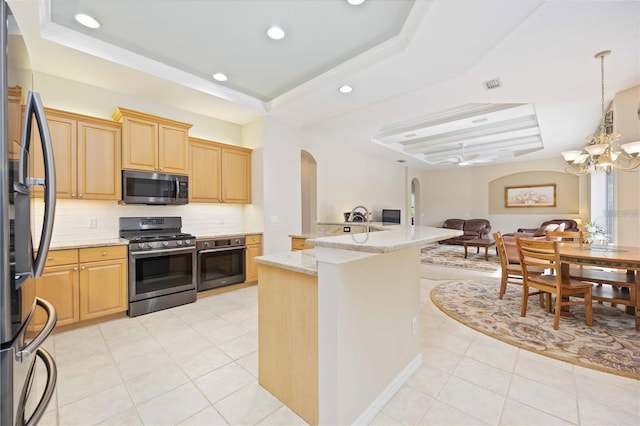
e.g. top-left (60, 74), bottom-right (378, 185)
top-left (482, 78), bottom-right (502, 90)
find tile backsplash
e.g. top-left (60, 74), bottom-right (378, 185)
top-left (32, 199), bottom-right (245, 244)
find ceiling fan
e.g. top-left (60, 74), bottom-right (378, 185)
top-left (426, 143), bottom-right (497, 166)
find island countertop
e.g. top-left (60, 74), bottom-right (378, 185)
top-left (255, 249), bottom-right (317, 276)
top-left (307, 225), bottom-right (462, 253)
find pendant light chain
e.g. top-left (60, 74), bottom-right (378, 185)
top-left (600, 52), bottom-right (606, 133)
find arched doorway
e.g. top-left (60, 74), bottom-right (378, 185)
top-left (301, 150), bottom-right (317, 234)
top-left (411, 178), bottom-right (421, 226)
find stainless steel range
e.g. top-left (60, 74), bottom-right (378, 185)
top-left (120, 217), bottom-right (197, 317)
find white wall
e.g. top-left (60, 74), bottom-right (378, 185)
top-left (612, 84), bottom-right (640, 246)
top-left (301, 133), bottom-right (406, 224)
top-left (421, 157), bottom-right (590, 234)
top-left (33, 72), bottom-right (243, 146)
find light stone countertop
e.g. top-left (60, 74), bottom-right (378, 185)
top-left (49, 238), bottom-right (129, 250)
top-left (255, 249), bottom-right (317, 276)
top-left (307, 225), bottom-right (462, 254)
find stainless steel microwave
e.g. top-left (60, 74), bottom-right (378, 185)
top-left (122, 170), bottom-right (188, 205)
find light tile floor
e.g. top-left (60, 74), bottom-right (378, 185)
top-left (34, 271), bottom-right (640, 425)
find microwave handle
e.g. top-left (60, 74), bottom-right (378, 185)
top-left (175, 177), bottom-right (179, 200)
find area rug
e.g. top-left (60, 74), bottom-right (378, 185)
top-left (430, 278), bottom-right (640, 380)
top-left (421, 243), bottom-right (500, 273)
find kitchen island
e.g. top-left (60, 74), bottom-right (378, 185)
top-left (255, 225), bottom-right (462, 425)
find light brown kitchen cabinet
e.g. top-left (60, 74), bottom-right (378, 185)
top-left (291, 237), bottom-right (314, 251)
top-left (30, 108), bottom-right (122, 200)
top-left (113, 107), bottom-right (192, 174)
top-left (31, 245), bottom-right (128, 330)
top-left (245, 234), bottom-right (262, 283)
top-left (222, 146), bottom-right (251, 203)
top-left (189, 137), bottom-right (221, 202)
top-left (78, 246), bottom-right (128, 321)
top-left (189, 137), bottom-right (252, 204)
top-left (32, 249), bottom-right (80, 329)
top-left (8, 86), bottom-right (22, 161)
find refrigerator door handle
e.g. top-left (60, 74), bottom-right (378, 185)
top-left (17, 298), bottom-right (57, 362)
top-left (18, 91), bottom-right (57, 278)
top-left (24, 348), bottom-right (57, 426)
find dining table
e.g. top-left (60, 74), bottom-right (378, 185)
top-left (558, 242), bottom-right (640, 331)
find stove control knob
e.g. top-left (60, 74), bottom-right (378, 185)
top-left (185, 239), bottom-right (192, 245)
top-left (176, 240), bottom-right (183, 246)
top-left (162, 241), bottom-right (169, 247)
top-left (138, 243), bottom-right (146, 249)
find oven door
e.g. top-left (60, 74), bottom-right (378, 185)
top-left (197, 246), bottom-right (246, 291)
top-left (129, 246), bottom-right (196, 302)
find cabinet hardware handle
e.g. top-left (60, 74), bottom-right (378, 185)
top-left (73, 267), bottom-right (78, 271)
top-left (47, 257), bottom-right (54, 261)
top-left (79, 194), bottom-right (83, 197)
top-left (101, 252), bottom-right (107, 256)
top-left (72, 193), bottom-right (76, 197)
top-left (81, 266), bottom-right (85, 270)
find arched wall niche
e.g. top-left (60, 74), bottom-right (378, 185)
top-left (301, 150), bottom-right (317, 234)
top-left (488, 171), bottom-right (579, 214)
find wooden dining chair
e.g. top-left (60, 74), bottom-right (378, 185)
top-left (517, 238), bottom-right (593, 330)
top-left (545, 230), bottom-right (634, 310)
top-left (494, 232), bottom-right (546, 308)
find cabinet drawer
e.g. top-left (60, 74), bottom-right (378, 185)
top-left (80, 245), bottom-right (127, 263)
top-left (291, 238), bottom-right (313, 251)
top-left (246, 234), bottom-right (262, 245)
top-left (44, 249), bottom-right (79, 267)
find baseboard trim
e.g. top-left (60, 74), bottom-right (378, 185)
top-left (351, 353), bottom-right (423, 425)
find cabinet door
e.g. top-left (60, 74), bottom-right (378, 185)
top-left (122, 116), bottom-right (157, 171)
top-left (77, 120), bottom-right (122, 200)
top-left (33, 264), bottom-right (80, 329)
top-left (245, 243), bottom-right (262, 283)
top-left (159, 124), bottom-right (189, 174)
top-left (189, 140), bottom-right (221, 202)
top-left (8, 87), bottom-right (22, 161)
top-left (79, 258), bottom-right (128, 321)
top-left (221, 147), bottom-right (251, 203)
top-left (30, 113), bottom-right (77, 198)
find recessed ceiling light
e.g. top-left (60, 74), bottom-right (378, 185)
top-left (404, 133), bottom-right (418, 138)
top-left (267, 26), bottom-right (285, 40)
top-left (396, 159), bottom-right (407, 163)
top-left (339, 85), bottom-right (353, 94)
top-left (74, 13), bottom-right (100, 29)
top-left (212, 72), bottom-right (228, 82)
top-left (347, 0), bottom-right (367, 5)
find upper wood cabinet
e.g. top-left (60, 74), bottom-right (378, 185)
top-left (188, 137), bottom-right (252, 204)
top-left (30, 108), bottom-right (122, 200)
top-left (222, 146), bottom-right (252, 204)
top-left (113, 107), bottom-right (192, 174)
top-left (189, 137), bottom-right (221, 202)
top-left (8, 86), bottom-right (22, 161)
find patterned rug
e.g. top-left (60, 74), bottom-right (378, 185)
top-left (430, 278), bottom-right (640, 380)
top-left (421, 243), bottom-right (500, 272)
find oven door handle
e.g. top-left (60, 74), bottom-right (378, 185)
top-left (131, 246), bottom-right (196, 257)
top-left (198, 246), bottom-right (246, 254)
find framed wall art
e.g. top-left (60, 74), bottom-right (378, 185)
top-left (505, 184), bottom-right (556, 208)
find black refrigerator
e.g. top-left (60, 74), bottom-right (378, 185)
top-left (1, 1), bottom-right (58, 425)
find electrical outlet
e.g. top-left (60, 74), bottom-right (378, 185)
top-left (412, 317), bottom-right (417, 334)
top-left (88, 217), bottom-right (97, 228)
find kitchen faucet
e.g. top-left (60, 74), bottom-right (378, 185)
top-left (348, 205), bottom-right (370, 232)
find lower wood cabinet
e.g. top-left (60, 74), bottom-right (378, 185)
top-left (245, 234), bottom-right (262, 283)
top-left (32, 245), bottom-right (128, 330)
top-left (291, 237), bottom-right (314, 251)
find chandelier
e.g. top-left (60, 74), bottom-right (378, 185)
top-left (561, 50), bottom-right (640, 175)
